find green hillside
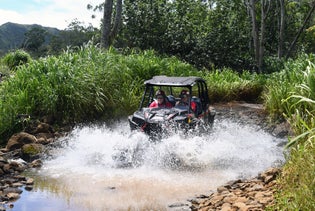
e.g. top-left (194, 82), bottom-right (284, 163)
top-left (0, 22), bottom-right (59, 55)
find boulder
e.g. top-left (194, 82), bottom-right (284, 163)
top-left (30, 159), bottom-right (43, 168)
top-left (3, 187), bottom-right (22, 194)
top-left (21, 144), bottom-right (44, 161)
top-left (33, 123), bottom-right (53, 134)
top-left (6, 132), bottom-right (37, 151)
top-left (6, 192), bottom-right (20, 200)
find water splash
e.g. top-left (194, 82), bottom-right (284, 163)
top-left (17, 119), bottom-right (285, 210)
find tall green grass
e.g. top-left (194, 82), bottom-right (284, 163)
top-left (204, 69), bottom-right (266, 103)
top-left (263, 54), bottom-right (315, 120)
top-left (264, 55), bottom-right (315, 211)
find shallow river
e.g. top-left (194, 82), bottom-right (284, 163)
top-left (12, 119), bottom-right (285, 211)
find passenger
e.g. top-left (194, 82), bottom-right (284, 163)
top-left (176, 90), bottom-right (197, 112)
top-left (149, 90), bottom-right (173, 108)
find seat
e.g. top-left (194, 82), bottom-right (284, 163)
top-left (191, 96), bottom-right (202, 115)
top-left (167, 95), bottom-right (176, 106)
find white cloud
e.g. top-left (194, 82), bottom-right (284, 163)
top-left (0, 0), bottom-right (103, 29)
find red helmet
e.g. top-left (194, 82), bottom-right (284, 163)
top-left (155, 89), bottom-right (166, 97)
top-left (180, 90), bottom-right (189, 98)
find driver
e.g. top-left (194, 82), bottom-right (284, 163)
top-left (176, 90), bottom-right (197, 112)
top-left (149, 90), bottom-right (173, 108)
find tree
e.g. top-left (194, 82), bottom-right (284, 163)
top-left (101, 0), bottom-right (123, 48)
top-left (245, 0), bottom-right (271, 72)
top-left (121, 0), bottom-right (169, 51)
top-left (87, 0), bottom-right (122, 48)
top-left (247, 0), bottom-right (259, 71)
top-left (48, 19), bottom-right (99, 55)
top-left (22, 26), bottom-right (47, 52)
top-left (286, 1), bottom-right (315, 59)
top-left (192, 0), bottom-right (251, 70)
top-left (278, 0), bottom-right (285, 58)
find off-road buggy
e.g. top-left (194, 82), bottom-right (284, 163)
top-left (128, 76), bottom-right (216, 140)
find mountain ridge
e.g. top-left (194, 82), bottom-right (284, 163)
top-left (0, 22), bottom-right (60, 55)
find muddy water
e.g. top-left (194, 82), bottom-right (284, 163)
top-left (13, 119), bottom-right (285, 211)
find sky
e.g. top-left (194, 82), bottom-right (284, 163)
top-left (0, 0), bottom-right (103, 30)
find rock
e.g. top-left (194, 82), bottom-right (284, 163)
top-left (209, 195), bottom-right (224, 206)
top-left (0, 169), bottom-right (4, 176)
top-left (0, 156), bottom-right (7, 163)
top-left (168, 202), bottom-right (190, 208)
top-left (2, 178), bottom-right (16, 185)
top-left (221, 203), bottom-right (232, 211)
top-left (25, 185), bottom-right (33, 191)
top-left (6, 192), bottom-right (20, 200)
top-left (272, 121), bottom-right (291, 137)
top-left (217, 186), bottom-right (229, 193)
top-left (233, 202), bottom-right (248, 211)
top-left (234, 197), bottom-right (248, 203)
top-left (36, 132), bottom-right (54, 141)
top-left (3, 187), bottom-right (23, 194)
top-left (0, 148), bottom-right (8, 153)
top-left (12, 182), bottom-right (23, 188)
top-left (36, 137), bottom-right (49, 145)
top-left (6, 132), bottom-right (37, 151)
top-left (30, 159), bottom-right (43, 168)
top-left (2, 164), bottom-right (13, 173)
top-left (223, 195), bottom-right (238, 204)
top-left (259, 167), bottom-right (280, 183)
top-left (33, 123), bottom-right (54, 134)
top-left (13, 175), bottom-right (26, 181)
top-left (21, 143), bottom-right (44, 161)
top-left (9, 160), bottom-right (24, 169)
top-left (196, 193), bottom-right (213, 199)
top-left (247, 183), bottom-right (264, 191)
top-left (25, 178), bottom-right (34, 185)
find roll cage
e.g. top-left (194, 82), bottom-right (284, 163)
top-left (138, 76), bottom-right (210, 113)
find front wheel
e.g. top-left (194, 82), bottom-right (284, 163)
top-left (204, 106), bottom-right (216, 125)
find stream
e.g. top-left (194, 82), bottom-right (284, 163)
top-left (11, 115), bottom-right (285, 211)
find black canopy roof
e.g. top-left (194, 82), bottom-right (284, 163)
top-left (144, 76), bottom-right (205, 87)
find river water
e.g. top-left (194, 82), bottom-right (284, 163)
top-left (12, 119), bottom-right (285, 211)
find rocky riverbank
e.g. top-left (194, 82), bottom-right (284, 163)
top-left (0, 102), bottom-right (290, 210)
top-left (0, 121), bottom-right (63, 210)
top-left (191, 167), bottom-right (281, 211)
top-left (168, 167), bottom-right (281, 211)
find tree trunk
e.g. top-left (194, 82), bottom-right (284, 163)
top-left (110, 0), bottom-right (122, 42)
top-left (248, 0), bottom-right (260, 71)
top-left (286, 1), bottom-right (315, 59)
top-left (101, 0), bottom-right (122, 49)
top-left (258, 0), bottom-right (265, 72)
top-left (278, 0), bottom-right (285, 59)
top-left (101, 0), bottom-right (113, 49)
top-left (258, 0), bottom-right (270, 72)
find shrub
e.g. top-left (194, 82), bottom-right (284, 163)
top-left (2, 50), bottom-right (32, 70)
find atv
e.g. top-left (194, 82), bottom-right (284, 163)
top-left (128, 76), bottom-right (216, 140)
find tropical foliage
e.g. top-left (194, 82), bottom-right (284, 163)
top-left (118, 0), bottom-right (315, 72)
top-left (263, 55), bottom-right (315, 211)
